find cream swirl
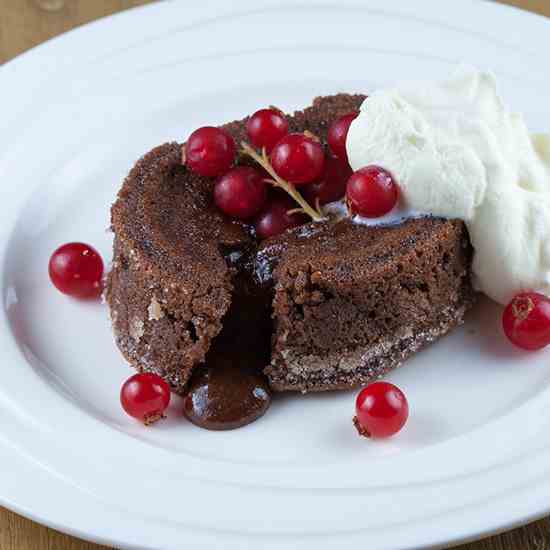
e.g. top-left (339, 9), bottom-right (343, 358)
top-left (346, 67), bottom-right (550, 305)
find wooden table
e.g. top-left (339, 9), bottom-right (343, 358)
top-left (0, 0), bottom-right (549, 548)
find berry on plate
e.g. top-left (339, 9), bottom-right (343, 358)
top-left (48, 242), bottom-right (104, 298)
top-left (184, 126), bottom-right (236, 177)
top-left (353, 381), bottom-right (409, 438)
top-left (120, 372), bottom-right (171, 425)
top-left (346, 165), bottom-right (398, 218)
top-left (502, 292), bottom-right (550, 351)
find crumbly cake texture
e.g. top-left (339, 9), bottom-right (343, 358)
top-left (257, 217), bottom-right (474, 392)
top-left (107, 144), bottom-right (253, 392)
top-left (107, 94), bottom-right (475, 394)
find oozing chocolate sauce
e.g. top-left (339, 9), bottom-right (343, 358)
top-left (183, 351), bottom-right (271, 431)
top-left (183, 245), bottom-right (273, 430)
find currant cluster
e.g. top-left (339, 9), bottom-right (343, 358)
top-left (184, 108), bottom-right (399, 238)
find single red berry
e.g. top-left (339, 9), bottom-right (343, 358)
top-left (502, 292), bottom-right (550, 351)
top-left (48, 242), bottom-right (104, 298)
top-left (246, 108), bottom-right (289, 153)
top-left (353, 381), bottom-right (409, 438)
top-left (302, 153), bottom-right (352, 206)
top-left (270, 133), bottom-right (325, 186)
top-left (346, 165), bottom-right (398, 218)
top-left (185, 126), bottom-right (236, 177)
top-left (327, 112), bottom-right (358, 163)
top-left (254, 196), bottom-right (307, 239)
top-left (214, 166), bottom-right (267, 219)
top-left (120, 372), bottom-right (171, 425)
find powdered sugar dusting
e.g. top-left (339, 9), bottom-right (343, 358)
top-left (147, 297), bottom-right (165, 321)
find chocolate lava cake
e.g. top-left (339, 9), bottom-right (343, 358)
top-left (107, 94), bottom-right (475, 394)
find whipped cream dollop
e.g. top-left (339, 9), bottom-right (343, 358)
top-left (346, 67), bottom-right (550, 305)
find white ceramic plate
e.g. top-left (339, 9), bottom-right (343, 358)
top-left (1, 1), bottom-right (550, 548)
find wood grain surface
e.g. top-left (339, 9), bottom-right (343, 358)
top-left (0, 0), bottom-right (548, 548)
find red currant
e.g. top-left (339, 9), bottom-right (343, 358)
top-left (254, 196), bottom-right (307, 239)
top-left (214, 167), bottom-right (267, 219)
top-left (49, 242), bottom-right (104, 299)
top-left (502, 292), bottom-right (550, 350)
top-left (270, 133), bottom-right (325, 186)
top-left (185, 126), bottom-right (236, 177)
top-left (120, 372), bottom-right (171, 425)
top-left (327, 112), bottom-right (358, 163)
top-left (246, 108), bottom-right (289, 153)
top-left (302, 153), bottom-right (352, 205)
top-left (346, 166), bottom-right (398, 218)
top-left (353, 381), bottom-right (409, 438)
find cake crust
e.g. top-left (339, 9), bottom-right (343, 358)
top-left (107, 143), bottom-right (252, 392)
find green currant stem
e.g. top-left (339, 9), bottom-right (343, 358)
top-left (240, 142), bottom-right (325, 222)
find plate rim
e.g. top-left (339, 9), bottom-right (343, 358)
top-left (1, 1), bottom-right (550, 549)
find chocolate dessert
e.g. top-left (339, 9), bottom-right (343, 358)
top-left (107, 93), bottom-right (475, 407)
